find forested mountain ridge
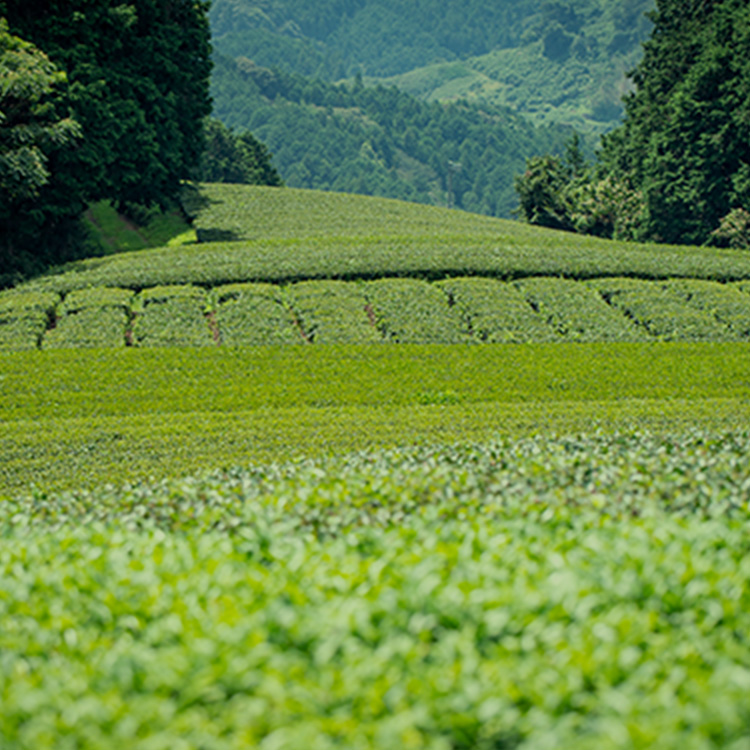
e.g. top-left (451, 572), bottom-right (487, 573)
top-left (209, 0), bottom-right (654, 133)
top-left (211, 52), bottom-right (572, 217)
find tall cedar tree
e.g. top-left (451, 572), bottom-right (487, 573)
top-left (600, 0), bottom-right (750, 245)
top-left (1, 0), bottom-right (212, 276)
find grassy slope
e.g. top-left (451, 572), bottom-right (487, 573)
top-left (24, 184), bottom-right (750, 293)
top-left (83, 200), bottom-right (196, 254)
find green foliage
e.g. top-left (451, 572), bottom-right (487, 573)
top-left (0, 289), bottom-right (58, 350)
top-left (4, 185), bottom-right (750, 351)
top-left (286, 280), bottom-right (382, 344)
top-left (1, 0), bottom-right (212, 277)
top-left (83, 201), bottom-right (196, 255)
top-left (214, 282), bottom-right (301, 345)
top-left (0, 18), bottom-right (82, 280)
top-left (0, 18), bottom-right (80, 201)
top-left (3, 342), bottom-right (750, 493)
top-left (200, 117), bottom-right (283, 186)
top-left (364, 278), bottom-right (468, 343)
top-left (43, 287), bottom-right (132, 349)
top-left (209, 0), bottom-right (654, 134)
top-left (7, 273), bottom-right (750, 351)
top-left (4, 0), bottom-right (213, 207)
top-left (516, 276), bottom-right (645, 342)
top-left (209, 0), bottom-right (543, 76)
top-left (514, 153), bottom-right (576, 231)
top-left (515, 138), bottom-right (645, 240)
top-left (210, 53), bottom-right (571, 217)
top-left (3, 432), bottom-right (750, 748)
top-left (132, 285), bottom-right (215, 348)
top-left (437, 277), bottom-right (559, 343)
top-left (21, 186), bottom-right (750, 298)
top-left (664, 279), bottom-right (750, 337)
top-left (709, 208), bottom-right (750, 250)
top-left (594, 278), bottom-right (736, 341)
top-left (599, 0), bottom-right (750, 245)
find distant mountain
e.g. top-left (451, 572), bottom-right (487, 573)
top-left (209, 0), bottom-right (654, 134)
top-left (211, 53), bottom-right (573, 218)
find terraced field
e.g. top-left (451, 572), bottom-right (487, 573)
top-left (3, 184), bottom-right (750, 749)
top-left (5, 185), bottom-right (750, 349)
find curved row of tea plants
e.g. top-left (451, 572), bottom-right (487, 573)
top-left (3, 432), bottom-right (750, 749)
top-left (5, 276), bottom-right (750, 350)
top-left (15, 185), bottom-right (750, 296)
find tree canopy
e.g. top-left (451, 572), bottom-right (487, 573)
top-left (201, 117), bottom-right (283, 187)
top-left (0, 17), bottom-right (82, 278)
top-left (600, 0), bottom-right (750, 246)
top-left (0, 18), bottom-right (80, 202)
top-left (211, 53), bottom-right (572, 217)
top-left (0, 0), bottom-right (213, 280)
top-left (517, 0), bottom-right (750, 248)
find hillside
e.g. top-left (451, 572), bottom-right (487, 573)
top-left (209, 0), bottom-right (654, 133)
top-left (210, 53), bottom-right (573, 217)
top-left (4, 184), bottom-right (750, 749)
top-left (4, 184), bottom-right (750, 353)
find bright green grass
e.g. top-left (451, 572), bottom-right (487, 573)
top-left (2, 343), bottom-right (750, 495)
top-left (83, 200), bottom-right (196, 254)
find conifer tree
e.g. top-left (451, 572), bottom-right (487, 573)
top-left (600, 0), bottom-right (750, 245)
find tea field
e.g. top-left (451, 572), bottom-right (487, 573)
top-left (2, 184), bottom-right (750, 748)
top-left (3, 434), bottom-right (750, 749)
top-left (5, 186), bottom-right (750, 350)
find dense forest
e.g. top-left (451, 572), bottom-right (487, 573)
top-left (209, 0), bottom-right (654, 133)
top-left (0, 0), bottom-right (212, 281)
top-left (516, 0), bottom-right (750, 248)
top-left (211, 53), bottom-right (573, 217)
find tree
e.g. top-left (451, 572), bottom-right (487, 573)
top-left (0, 19), bottom-right (79, 200)
top-left (2, 0), bottom-right (212, 208)
top-left (200, 117), bottom-right (283, 186)
top-left (0, 0), bottom-right (212, 279)
top-left (1, 18), bottom-right (81, 277)
top-left (600, 0), bottom-right (750, 245)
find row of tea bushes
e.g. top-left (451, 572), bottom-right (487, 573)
top-left (438, 277), bottom-right (560, 342)
top-left (595, 278), bottom-right (735, 341)
top-left (0, 291), bottom-right (60, 351)
top-left (519, 277), bottom-right (645, 341)
top-left (365, 277), bottom-right (468, 343)
top-left (44, 288), bottom-right (133, 349)
top-left (286, 280), bottom-right (382, 344)
top-left (6, 277), bottom-right (750, 350)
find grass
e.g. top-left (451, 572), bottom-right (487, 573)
top-left (83, 200), bottom-right (196, 254)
